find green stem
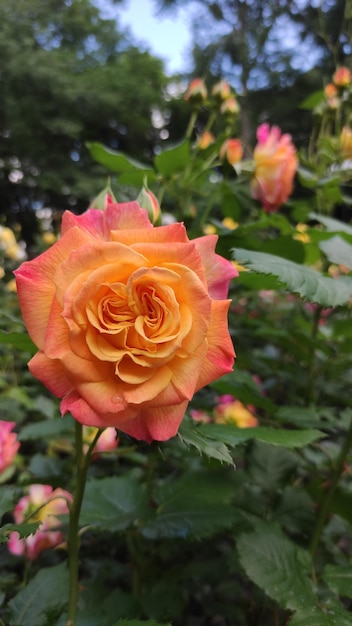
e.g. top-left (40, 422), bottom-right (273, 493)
top-left (309, 416), bottom-right (352, 560)
top-left (66, 423), bottom-right (102, 625)
top-left (185, 110), bottom-right (198, 139)
top-left (305, 304), bottom-right (323, 406)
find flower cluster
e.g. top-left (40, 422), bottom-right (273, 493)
top-left (191, 394), bottom-right (258, 428)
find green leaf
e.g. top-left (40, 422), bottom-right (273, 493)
top-left (18, 415), bottom-right (74, 441)
top-left (319, 235), bottom-right (352, 270)
top-left (0, 486), bottom-right (16, 518)
top-left (299, 90), bottom-right (324, 109)
top-left (141, 471), bottom-right (240, 539)
top-left (237, 522), bottom-right (315, 611)
top-left (247, 441), bottom-right (297, 489)
top-left (199, 423), bottom-right (324, 449)
top-left (154, 139), bottom-right (190, 177)
top-left (324, 564), bottom-right (352, 598)
top-left (8, 562), bottom-right (68, 626)
top-left (80, 477), bottom-right (149, 531)
top-left (309, 212), bottom-right (352, 235)
top-left (0, 331), bottom-right (36, 352)
top-left (289, 601), bottom-right (352, 626)
top-left (86, 142), bottom-right (156, 183)
top-left (232, 248), bottom-right (352, 307)
top-left (178, 419), bottom-right (234, 465)
top-left (0, 522), bottom-right (40, 544)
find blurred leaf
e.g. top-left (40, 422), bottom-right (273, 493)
top-left (232, 248), bottom-right (352, 307)
top-left (80, 477), bottom-right (149, 531)
top-left (297, 167), bottom-right (319, 188)
top-left (8, 562), bottom-right (68, 626)
top-left (248, 441), bottom-right (297, 489)
top-left (289, 602), bottom-right (352, 625)
top-left (86, 142), bottom-right (156, 184)
top-left (0, 522), bottom-right (40, 544)
top-left (178, 419), bottom-right (234, 465)
top-left (309, 212), bottom-right (352, 235)
top-left (141, 471), bottom-right (240, 539)
top-left (319, 235), bottom-right (352, 270)
top-left (28, 454), bottom-right (64, 479)
top-left (273, 487), bottom-right (315, 533)
top-left (237, 522), bottom-right (315, 611)
top-left (261, 236), bottom-right (305, 263)
top-left (0, 331), bottom-right (36, 352)
top-left (324, 565), bottom-right (352, 598)
top-left (18, 415), bottom-right (74, 441)
top-left (199, 423), bottom-right (324, 449)
top-left (299, 90), bottom-right (324, 109)
top-left (154, 139), bottom-right (190, 177)
top-left (0, 486), bottom-right (16, 518)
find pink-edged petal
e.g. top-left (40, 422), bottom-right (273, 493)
top-left (193, 235), bottom-right (238, 299)
top-left (14, 227), bottom-right (93, 348)
top-left (61, 202), bottom-right (152, 238)
top-left (60, 390), bottom-right (137, 427)
top-left (196, 299), bottom-right (235, 391)
top-left (117, 400), bottom-right (189, 442)
top-left (111, 222), bottom-right (189, 246)
top-left (29, 352), bottom-right (73, 398)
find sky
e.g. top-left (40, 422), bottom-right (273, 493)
top-left (99, 0), bottom-right (193, 74)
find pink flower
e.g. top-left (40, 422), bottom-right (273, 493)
top-left (251, 123), bottom-right (298, 212)
top-left (214, 395), bottom-right (258, 428)
top-left (8, 484), bottom-right (72, 560)
top-left (15, 198), bottom-right (236, 443)
top-left (0, 421), bottom-right (20, 474)
top-left (83, 425), bottom-right (118, 456)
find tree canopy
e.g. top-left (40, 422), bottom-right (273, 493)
top-left (0, 0), bottom-right (167, 245)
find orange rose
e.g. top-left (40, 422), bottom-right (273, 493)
top-left (251, 123), bottom-right (298, 212)
top-left (333, 66), bottom-right (352, 87)
top-left (15, 198), bottom-right (237, 442)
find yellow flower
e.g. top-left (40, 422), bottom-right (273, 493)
top-left (222, 217), bottom-right (239, 230)
top-left (294, 223), bottom-right (311, 244)
top-left (42, 232), bottom-right (57, 246)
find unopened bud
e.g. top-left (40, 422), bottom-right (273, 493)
top-left (184, 78), bottom-right (208, 104)
top-left (137, 187), bottom-right (161, 225)
top-left (333, 66), bottom-right (352, 88)
top-left (220, 138), bottom-right (243, 165)
top-left (211, 79), bottom-right (231, 101)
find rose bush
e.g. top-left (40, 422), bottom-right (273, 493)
top-left (14, 198), bottom-right (236, 442)
top-left (251, 123), bottom-right (298, 212)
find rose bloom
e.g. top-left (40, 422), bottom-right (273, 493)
top-left (214, 395), bottom-right (258, 428)
top-left (8, 484), bottom-right (72, 560)
top-left (0, 421), bottom-right (20, 473)
top-left (15, 198), bottom-right (236, 442)
top-left (220, 138), bottom-right (243, 165)
top-left (251, 123), bottom-right (298, 212)
top-left (333, 66), bottom-right (352, 87)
